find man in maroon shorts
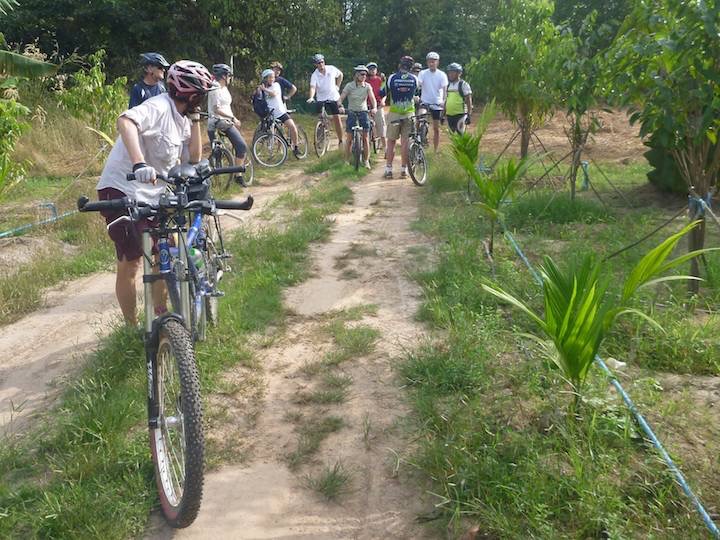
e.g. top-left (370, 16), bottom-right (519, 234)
top-left (96, 60), bottom-right (217, 326)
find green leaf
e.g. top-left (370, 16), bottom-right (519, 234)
top-left (0, 50), bottom-right (58, 78)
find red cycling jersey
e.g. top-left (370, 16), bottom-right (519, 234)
top-left (367, 74), bottom-right (383, 104)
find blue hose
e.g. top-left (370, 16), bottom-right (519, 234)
top-left (0, 209), bottom-right (79, 239)
top-left (500, 225), bottom-right (720, 538)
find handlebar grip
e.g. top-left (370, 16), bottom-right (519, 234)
top-left (77, 196), bottom-right (129, 212)
top-left (214, 195), bottom-right (254, 211)
top-left (211, 165), bottom-right (246, 175)
top-left (126, 172), bottom-right (168, 182)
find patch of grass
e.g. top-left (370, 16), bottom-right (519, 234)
top-left (328, 322), bottom-right (381, 357)
top-left (0, 165), bottom-right (356, 537)
top-left (361, 412), bottom-right (372, 450)
top-left (505, 191), bottom-right (613, 228)
top-left (399, 161), bottom-right (714, 537)
top-left (286, 415), bottom-right (344, 469)
top-left (305, 461), bottom-right (353, 501)
top-left (296, 372), bottom-right (352, 405)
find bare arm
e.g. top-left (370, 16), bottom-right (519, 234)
top-left (368, 87), bottom-right (377, 110)
top-left (286, 84), bottom-right (297, 99)
top-left (335, 71), bottom-right (343, 89)
top-left (188, 120), bottom-right (202, 163)
top-left (117, 116), bottom-right (145, 165)
top-left (308, 84), bottom-right (317, 100)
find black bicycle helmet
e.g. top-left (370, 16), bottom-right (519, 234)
top-left (399, 56), bottom-right (414, 70)
top-left (140, 52), bottom-right (170, 68)
top-left (212, 63), bottom-right (233, 78)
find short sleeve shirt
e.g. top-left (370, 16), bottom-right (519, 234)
top-left (277, 76), bottom-right (294, 95)
top-left (342, 81), bottom-right (372, 112)
top-left (419, 69), bottom-right (448, 109)
top-left (446, 80), bottom-right (472, 116)
top-left (96, 93), bottom-right (191, 204)
top-left (207, 86), bottom-right (233, 129)
top-left (367, 75), bottom-right (383, 102)
top-left (263, 82), bottom-right (288, 119)
top-left (310, 65), bottom-right (342, 101)
top-left (383, 71), bottom-right (419, 115)
top-left (129, 81), bottom-right (166, 108)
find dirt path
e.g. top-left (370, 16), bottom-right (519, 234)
top-left (146, 166), bottom-right (434, 539)
top-left (0, 174), bottom-right (306, 434)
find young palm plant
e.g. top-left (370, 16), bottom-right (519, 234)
top-left (451, 120), bottom-right (527, 254)
top-left (483, 221), bottom-right (709, 410)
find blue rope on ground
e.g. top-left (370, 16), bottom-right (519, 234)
top-left (0, 209), bottom-right (79, 239)
top-left (500, 224), bottom-right (720, 538)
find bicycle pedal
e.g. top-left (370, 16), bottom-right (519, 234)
top-left (211, 291), bottom-right (225, 297)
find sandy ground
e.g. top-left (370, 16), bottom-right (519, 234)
top-left (0, 173), bottom-right (306, 435)
top-left (144, 165), bottom-right (435, 539)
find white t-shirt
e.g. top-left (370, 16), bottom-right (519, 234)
top-left (310, 65), bottom-right (342, 101)
top-left (207, 86), bottom-right (233, 129)
top-left (263, 82), bottom-right (287, 119)
top-left (419, 68), bottom-right (449, 109)
top-left (96, 93), bottom-right (191, 204)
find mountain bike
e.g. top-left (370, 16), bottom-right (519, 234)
top-left (252, 109), bottom-right (308, 167)
top-left (391, 114), bottom-right (428, 186)
top-left (313, 100), bottom-right (336, 157)
top-left (77, 164), bottom-right (252, 528)
top-left (205, 116), bottom-right (255, 190)
top-left (369, 115), bottom-right (381, 155)
top-left (415, 109), bottom-right (431, 147)
top-left (348, 113), bottom-right (364, 171)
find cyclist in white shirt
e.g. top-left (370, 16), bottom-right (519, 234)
top-left (418, 51), bottom-right (448, 152)
top-left (306, 53), bottom-right (344, 147)
top-left (259, 68), bottom-right (301, 158)
top-left (207, 64), bottom-right (249, 184)
top-left (96, 61), bottom-right (216, 325)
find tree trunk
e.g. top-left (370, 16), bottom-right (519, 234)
top-left (520, 127), bottom-right (531, 159)
top-left (688, 216), bottom-right (706, 295)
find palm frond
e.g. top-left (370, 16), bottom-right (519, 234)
top-left (0, 0), bottom-right (19, 15)
top-left (0, 50), bottom-right (58, 78)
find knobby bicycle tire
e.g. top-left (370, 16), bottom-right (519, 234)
top-left (409, 142), bottom-right (428, 186)
top-left (370, 126), bottom-right (378, 155)
top-left (314, 121), bottom-right (328, 157)
top-left (295, 126), bottom-right (309, 159)
top-left (210, 148), bottom-right (234, 193)
top-left (149, 319), bottom-right (204, 528)
top-left (352, 131), bottom-right (361, 171)
top-left (252, 132), bottom-right (288, 167)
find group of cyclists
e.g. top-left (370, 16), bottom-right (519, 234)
top-left (104, 51), bottom-right (473, 325)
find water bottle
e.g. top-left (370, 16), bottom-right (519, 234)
top-left (189, 247), bottom-right (205, 270)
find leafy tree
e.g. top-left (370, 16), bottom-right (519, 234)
top-left (609, 0), bottom-right (720, 294)
top-left (468, 0), bottom-right (564, 158)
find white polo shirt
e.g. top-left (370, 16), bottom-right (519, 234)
top-left (97, 93), bottom-right (191, 204)
top-left (419, 68), bottom-right (448, 110)
top-left (263, 82), bottom-right (288, 119)
top-left (310, 65), bottom-right (342, 101)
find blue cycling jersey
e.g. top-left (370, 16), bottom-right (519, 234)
top-left (380, 71), bottom-right (418, 115)
top-left (129, 81), bottom-right (166, 108)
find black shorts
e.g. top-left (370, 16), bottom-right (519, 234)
top-left (276, 113), bottom-right (290, 123)
top-left (316, 101), bottom-right (340, 115)
top-left (428, 108), bottom-right (443, 121)
top-left (447, 114), bottom-right (467, 133)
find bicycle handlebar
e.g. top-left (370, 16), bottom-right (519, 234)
top-left (77, 194), bottom-right (254, 215)
top-left (126, 164), bottom-right (245, 183)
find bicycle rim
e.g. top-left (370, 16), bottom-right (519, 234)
top-left (353, 133), bottom-right (361, 171)
top-left (252, 133), bottom-right (287, 167)
top-left (314, 122), bottom-right (327, 157)
top-left (409, 143), bottom-right (428, 186)
top-left (150, 319), bottom-right (204, 528)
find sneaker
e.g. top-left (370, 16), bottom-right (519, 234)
top-left (293, 145), bottom-right (301, 159)
top-left (400, 169), bottom-right (408, 179)
top-left (383, 169), bottom-right (393, 179)
top-left (235, 175), bottom-right (247, 187)
top-left (364, 160), bottom-right (371, 170)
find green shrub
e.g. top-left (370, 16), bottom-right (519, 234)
top-left (0, 97), bottom-right (30, 196)
top-left (505, 191), bottom-right (612, 228)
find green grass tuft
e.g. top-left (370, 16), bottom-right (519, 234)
top-left (304, 461), bottom-right (353, 501)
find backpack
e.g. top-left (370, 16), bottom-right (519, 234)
top-left (456, 79), bottom-right (468, 99)
top-left (251, 91), bottom-right (269, 118)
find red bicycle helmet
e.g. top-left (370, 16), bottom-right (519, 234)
top-left (167, 61), bottom-right (217, 100)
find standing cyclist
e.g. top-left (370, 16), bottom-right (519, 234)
top-left (97, 61), bottom-right (217, 326)
top-left (259, 68), bottom-right (302, 158)
top-left (381, 56), bottom-right (419, 179)
top-left (270, 61), bottom-right (297, 102)
top-left (129, 52), bottom-right (170, 108)
top-left (306, 53), bottom-right (344, 148)
top-left (338, 65), bottom-right (377, 169)
top-left (418, 52), bottom-right (448, 152)
top-left (445, 63), bottom-right (473, 134)
top-left (366, 62), bottom-right (386, 152)
top-left (207, 63), bottom-right (249, 185)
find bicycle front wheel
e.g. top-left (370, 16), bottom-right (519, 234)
top-left (409, 142), bottom-right (428, 186)
top-left (209, 148), bottom-right (234, 193)
top-left (314, 122), bottom-right (328, 157)
top-left (252, 133), bottom-right (288, 167)
top-left (352, 132), bottom-right (361, 171)
top-left (149, 318), bottom-right (204, 528)
top-left (295, 126), bottom-right (309, 159)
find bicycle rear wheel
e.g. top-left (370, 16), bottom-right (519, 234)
top-left (149, 318), bottom-right (204, 528)
top-left (408, 142), bottom-right (428, 186)
top-left (314, 122), bottom-right (328, 157)
top-left (370, 125), bottom-right (378, 154)
top-left (252, 133), bottom-right (288, 167)
top-left (295, 126), bottom-right (309, 159)
top-left (209, 148), bottom-right (234, 193)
